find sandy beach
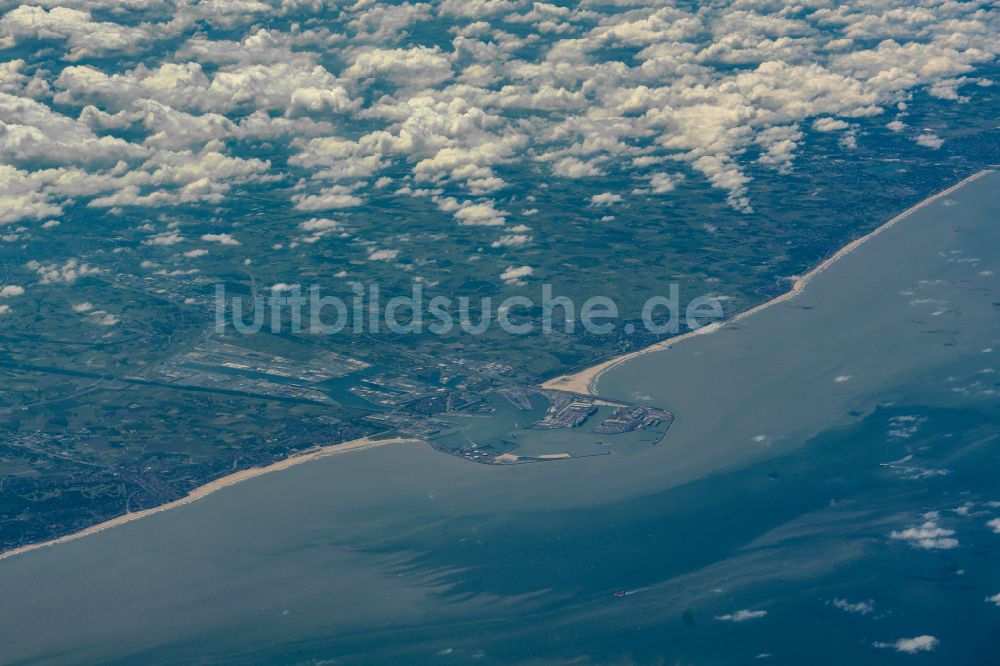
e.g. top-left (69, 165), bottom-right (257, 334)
top-left (0, 435), bottom-right (417, 561)
top-left (541, 169), bottom-right (994, 396)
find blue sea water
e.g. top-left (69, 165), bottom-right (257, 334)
top-left (0, 173), bottom-right (998, 664)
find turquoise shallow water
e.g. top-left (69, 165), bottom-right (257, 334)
top-left (0, 174), bottom-right (998, 664)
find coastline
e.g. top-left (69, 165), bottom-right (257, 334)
top-left (1, 170), bottom-right (991, 564)
top-left (0, 435), bottom-right (418, 562)
top-left (540, 169), bottom-right (995, 396)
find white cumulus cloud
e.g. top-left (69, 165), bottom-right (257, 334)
top-left (875, 636), bottom-right (939, 654)
top-left (915, 132), bottom-right (944, 149)
top-left (890, 514), bottom-right (959, 550)
top-left (590, 192), bottom-right (623, 206)
top-left (0, 285), bottom-right (25, 297)
top-left (26, 258), bottom-right (100, 285)
top-left (200, 233), bottom-right (240, 246)
top-left (715, 609), bottom-right (767, 623)
top-left (500, 265), bottom-right (533, 285)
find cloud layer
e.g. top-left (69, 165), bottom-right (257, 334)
top-left (0, 0), bottom-right (997, 264)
